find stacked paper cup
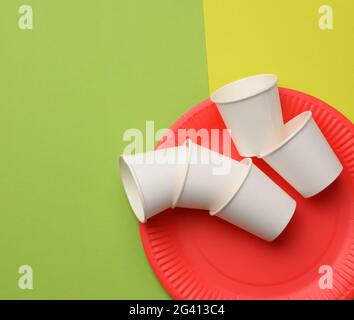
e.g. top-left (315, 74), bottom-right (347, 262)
top-left (120, 145), bottom-right (189, 223)
top-left (211, 74), bottom-right (343, 198)
top-left (120, 140), bottom-right (296, 241)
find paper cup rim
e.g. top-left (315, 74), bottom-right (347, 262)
top-left (209, 158), bottom-right (253, 216)
top-left (210, 74), bottom-right (278, 105)
top-left (119, 155), bottom-right (148, 223)
top-left (259, 111), bottom-right (313, 159)
top-left (171, 140), bottom-right (193, 208)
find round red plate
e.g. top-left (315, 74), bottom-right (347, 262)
top-left (139, 88), bottom-right (354, 300)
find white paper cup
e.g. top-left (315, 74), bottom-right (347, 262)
top-left (211, 74), bottom-right (285, 157)
top-left (174, 140), bottom-right (250, 212)
top-left (119, 145), bottom-right (189, 223)
top-left (210, 159), bottom-right (296, 241)
top-left (259, 111), bottom-right (343, 198)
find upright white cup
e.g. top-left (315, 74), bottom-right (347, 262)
top-left (211, 159), bottom-right (296, 241)
top-left (120, 145), bottom-right (189, 223)
top-left (259, 111), bottom-right (343, 198)
top-left (211, 74), bottom-right (285, 157)
top-left (174, 140), bottom-right (250, 212)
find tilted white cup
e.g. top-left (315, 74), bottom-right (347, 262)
top-left (259, 111), bottom-right (343, 198)
top-left (119, 144), bottom-right (189, 223)
top-left (211, 74), bottom-right (285, 157)
top-left (210, 159), bottom-right (296, 241)
top-left (174, 140), bottom-right (250, 212)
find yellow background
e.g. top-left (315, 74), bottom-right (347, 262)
top-left (204, 0), bottom-right (354, 121)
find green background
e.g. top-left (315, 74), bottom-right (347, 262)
top-left (0, 0), bottom-right (208, 299)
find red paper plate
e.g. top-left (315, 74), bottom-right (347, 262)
top-left (139, 88), bottom-right (354, 300)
